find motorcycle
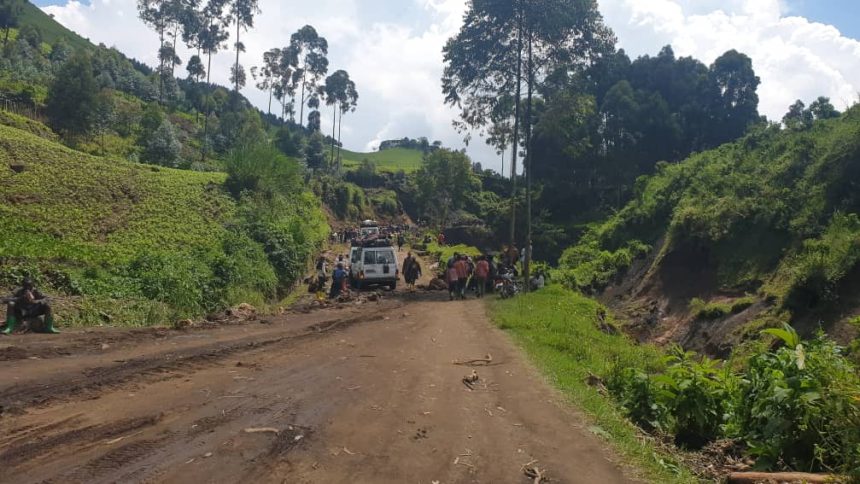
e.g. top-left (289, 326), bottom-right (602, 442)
top-left (494, 272), bottom-right (521, 299)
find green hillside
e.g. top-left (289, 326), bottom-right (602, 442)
top-left (0, 122), bottom-right (325, 327)
top-left (19, 2), bottom-right (92, 51)
top-left (559, 105), bottom-right (860, 348)
top-left (340, 147), bottom-right (425, 173)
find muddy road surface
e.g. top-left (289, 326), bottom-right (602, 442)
top-left (1, 275), bottom-right (632, 483)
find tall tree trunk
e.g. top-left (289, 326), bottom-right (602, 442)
top-left (337, 108), bottom-right (343, 172)
top-left (523, 25), bottom-right (534, 292)
top-left (194, 46), bottom-right (203, 123)
top-left (158, 19), bottom-right (165, 103)
top-left (299, 70), bottom-right (306, 128)
top-left (508, 2), bottom-right (523, 248)
top-left (330, 103), bottom-right (337, 169)
top-left (201, 49), bottom-right (214, 162)
top-left (4, 27), bottom-right (10, 49)
top-left (234, 19), bottom-right (240, 91)
top-left (267, 87), bottom-right (273, 115)
top-left (171, 25), bottom-right (178, 78)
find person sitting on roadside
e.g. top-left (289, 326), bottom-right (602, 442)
top-left (330, 263), bottom-right (348, 299)
top-left (530, 271), bottom-right (546, 291)
top-left (3, 277), bottom-right (59, 334)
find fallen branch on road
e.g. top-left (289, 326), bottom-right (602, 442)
top-left (244, 427), bottom-right (279, 435)
top-left (453, 354), bottom-right (493, 366)
top-left (523, 462), bottom-right (549, 483)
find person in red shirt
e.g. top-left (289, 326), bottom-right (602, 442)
top-left (453, 255), bottom-right (470, 300)
top-left (446, 264), bottom-right (459, 301)
top-left (474, 256), bottom-right (490, 298)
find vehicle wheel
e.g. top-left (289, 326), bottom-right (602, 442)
top-left (389, 282), bottom-right (397, 291)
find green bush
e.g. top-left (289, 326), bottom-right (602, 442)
top-left (728, 327), bottom-right (860, 474)
top-left (557, 239), bottom-right (650, 292)
top-left (609, 347), bottom-right (728, 448)
top-left (609, 323), bottom-right (860, 474)
top-left (126, 252), bottom-right (213, 316)
top-left (224, 143), bottom-right (301, 199)
top-left (779, 213), bottom-right (860, 311)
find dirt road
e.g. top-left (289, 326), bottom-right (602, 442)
top-left (0, 261), bottom-right (633, 483)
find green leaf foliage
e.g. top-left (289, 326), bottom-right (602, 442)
top-left (0, 124), bottom-right (324, 324)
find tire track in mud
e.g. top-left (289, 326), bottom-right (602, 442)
top-left (0, 310), bottom-right (391, 415)
top-left (0, 414), bottom-right (163, 467)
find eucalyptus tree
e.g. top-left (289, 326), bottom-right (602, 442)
top-left (138, 0), bottom-right (188, 100)
top-left (192, 0), bottom-right (229, 161)
top-left (335, 73), bottom-right (357, 170)
top-left (180, 1), bottom-right (205, 82)
top-left (322, 70), bottom-right (358, 170)
top-left (251, 47), bottom-right (281, 115)
top-left (443, 0), bottom-right (615, 288)
top-left (193, 0), bottom-right (229, 87)
top-left (289, 25), bottom-right (328, 127)
top-left (273, 45), bottom-right (298, 121)
top-left (137, 0), bottom-right (170, 99)
top-left (307, 92), bottom-right (321, 131)
top-left (227, 0), bottom-right (260, 92)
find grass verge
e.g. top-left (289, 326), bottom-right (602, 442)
top-left (486, 285), bottom-right (697, 483)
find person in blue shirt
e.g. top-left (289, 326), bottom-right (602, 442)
top-left (330, 263), bottom-right (348, 299)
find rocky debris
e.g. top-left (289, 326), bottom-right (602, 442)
top-left (462, 370), bottom-right (480, 390)
top-left (427, 278), bottom-right (448, 291)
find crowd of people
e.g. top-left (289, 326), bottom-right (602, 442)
top-left (330, 224), bottom-right (418, 245)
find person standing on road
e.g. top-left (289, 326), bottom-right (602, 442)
top-left (315, 257), bottom-right (328, 299)
top-left (447, 252), bottom-right (459, 270)
top-left (397, 233), bottom-right (405, 252)
top-left (475, 256), bottom-right (490, 298)
top-left (446, 263), bottom-right (460, 301)
top-left (454, 255), bottom-right (470, 300)
top-left (330, 263), bottom-right (347, 299)
top-left (403, 252), bottom-right (422, 291)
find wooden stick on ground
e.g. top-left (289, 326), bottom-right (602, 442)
top-left (727, 471), bottom-right (839, 484)
top-left (453, 354), bottom-right (493, 366)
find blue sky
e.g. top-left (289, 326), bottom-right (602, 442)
top-left (38, 0), bottom-right (860, 173)
top-left (785, 0), bottom-right (860, 38)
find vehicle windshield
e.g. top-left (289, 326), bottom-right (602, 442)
top-left (364, 250), bottom-right (395, 264)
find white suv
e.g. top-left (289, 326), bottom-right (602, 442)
top-left (350, 245), bottom-right (398, 290)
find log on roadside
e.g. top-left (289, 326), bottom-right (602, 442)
top-left (727, 471), bottom-right (841, 484)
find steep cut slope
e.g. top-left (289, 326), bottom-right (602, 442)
top-left (558, 105), bottom-right (860, 355)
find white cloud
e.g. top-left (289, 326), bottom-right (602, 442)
top-left (599, 0), bottom-right (860, 120)
top-left (42, 0), bottom-right (860, 175)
